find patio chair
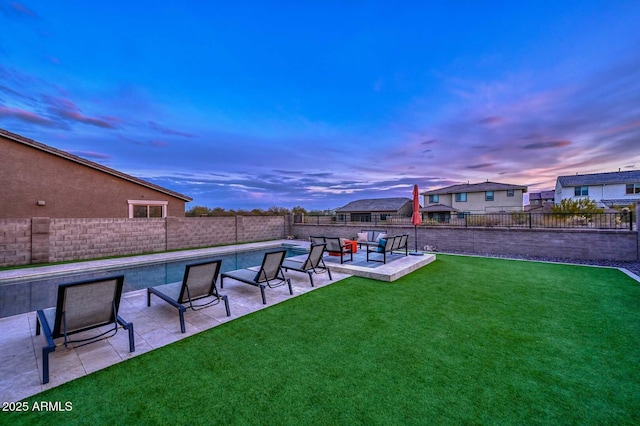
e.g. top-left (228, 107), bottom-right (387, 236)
top-left (147, 260), bottom-right (230, 333)
top-left (310, 236), bottom-right (326, 245)
top-left (325, 237), bottom-right (353, 264)
top-left (35, 275), bottom-right (134, 384)
top-left (220, 250), bottom-right (292, 304)
top-left (395, 234), bottom-right (409, 256)
top-left (366, 235), bottom-right (396, 264)
top-left (282, 243), bottom-right (332, 287)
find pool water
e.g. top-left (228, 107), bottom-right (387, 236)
top-left (0, 246), bottom-right (307, 318)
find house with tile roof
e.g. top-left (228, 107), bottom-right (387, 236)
top-left (420, 181), bottom-right (527, 220)
top-left (555, 170), bottom-right (640, 208)
top-left (335, 197), bottom-right (414, 222)
top-left (0, 128), bottom-right (192, 219)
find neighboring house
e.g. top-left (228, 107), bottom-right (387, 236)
top-left (335, 197), bottom-right (414, 222)
top-left (0, 128), bottom-right (192, 219)
top-left (555, 170), bottom-right (640, 208)
top-left (526, 190), bottom-right (555, 212)
top-left (421, 181), bottom-right (527, 219)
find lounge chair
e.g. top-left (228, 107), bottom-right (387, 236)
top-left (325, 237), bottom-right (353, 264)
top-left (220, 250), bottom-right (292, 304)
top-left (147, 260), bottom-right (230, 333)
top-left (309, 236), bottom-right (326, 245)
top-left (366, 235), bottom-right (396, 264)
top-left (282, 243), bottom-right (332, 287)
top-left (35, 275), bottom-right (134, 384)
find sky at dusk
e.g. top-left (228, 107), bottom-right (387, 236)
top-left (1, 1), bottom-right (639, 211)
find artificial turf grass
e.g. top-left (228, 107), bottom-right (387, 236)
top-left (8, 254), bottom-right (640, 425)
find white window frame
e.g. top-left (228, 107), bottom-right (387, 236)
top-left (128, 200), bottom-right (168, 218)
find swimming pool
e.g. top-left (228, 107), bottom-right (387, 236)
top-left (0, 244), bottom-right (307, 318)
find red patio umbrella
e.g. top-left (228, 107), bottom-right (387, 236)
top-left (410, 184), bottom-right (423, 255)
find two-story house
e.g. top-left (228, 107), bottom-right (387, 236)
top-left (421, 181), bottom-right (527, 221)
top-left (526, 190), bottom-right (555, 212)
top-left (555, 170), bottom-right (640, 208)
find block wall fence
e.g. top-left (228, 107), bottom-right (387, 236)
top-left (1, 206), bottom-right (638, 267)
top-left (0, 216), bottom-right (291, 267)
top-left (291, 224), bottom-right (638, 262)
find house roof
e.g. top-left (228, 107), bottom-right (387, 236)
top-left (421, 181), bottom-right (527, 195)
top-left (529, 190), bottom-right (555, 200)
top-left (336, 197), bottom-right (413, 212)
top-left (0, 128), bottom-right (192, 202)
top-left (420, 204), bottom-right (459, 213)
top-left (557, 170), bottom-right (640, 187)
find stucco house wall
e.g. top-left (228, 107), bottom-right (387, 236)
top-left (0, 129), bottom-right (191, 218)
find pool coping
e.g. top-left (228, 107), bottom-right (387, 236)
top-left (0, 240), bottom-right (304, 283)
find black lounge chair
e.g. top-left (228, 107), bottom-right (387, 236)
top-left (220, 250), bottom-right (292, 304)
top-left (35, 275), bottom-right (134, 384)
top-left (282, 243), bottom-right (332, 287)
top-left (325, 237), bottom-right (353, 264)
top-left (366, 235), bottom-right (396, 264)
top-left (147, 260), bottom-right (230, 333)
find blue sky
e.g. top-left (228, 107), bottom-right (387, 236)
top-left (1, 1), bottom-right (639, 211)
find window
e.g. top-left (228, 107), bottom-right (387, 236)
top-left (429, 194), bottom-right (439, 203)
top-left (455, 192), bottom-right (467, 202)
top-left (507, 189), bottom-right (514, 197)
top-left (485, 191), bottom-right (494, 201)
top-left (626, 183), bottom-right (640, 194)
top-left (574, 186), bottom-right (589, 196)
top-left (128, 200), bottom-right (168, 218)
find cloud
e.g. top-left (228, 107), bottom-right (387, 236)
top-left (68, 150), bottom-right (112, 160)
top-left (45, 96), bottom-right (121, 129)
top-left (0, 1), bottom-right (38, 19)
top-left (466, 163), bottom-right (495, 169)
top-left (0, 105), bottom-right (58, 127)
top-left (148, 121), bottom-right (196, 138)
top-left (523, 140), bottom-right (572, 149)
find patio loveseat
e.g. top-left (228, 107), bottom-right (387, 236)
top-left (356, 230), bottom-right (387, 248)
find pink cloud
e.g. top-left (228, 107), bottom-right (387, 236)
top-left (0, 105), bottom-right (57, 127)
top-left (45, 96), bottom-right (120, 129)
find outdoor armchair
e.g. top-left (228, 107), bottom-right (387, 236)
top-left (396, 234), bottom-right (409, 256)
top-left (282, 243), bottom-right (332, 287)
top-left (366, 235), bottom-right (396, 264)
top-left (310, 236), bottom-right (326, 245)
top-left (35, 275), bottom-right (134, 384)
top-left (220, 250), bottom-right (292, 304)
top-left (147, 259), bottom-right (230, 333)
top-left (324, 237), bottom-right (353, 264)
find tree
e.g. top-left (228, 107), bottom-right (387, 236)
top-left (291, 205), bottom-right (307, 215)
top-left (552, 198), bottom-right (603, 214)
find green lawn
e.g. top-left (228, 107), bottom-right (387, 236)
top-left (8, 255), bottom-right (640, 425)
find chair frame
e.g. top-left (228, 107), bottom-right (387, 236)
top-left (366, 235), bottom-right (396, 264)
top-left (396, 234), bottom-right (409, 256)
top-left (35, 275), bottom-right (134, 384)
top-left (147, 260), bottom-right (230, 333)
top-left (220, 250), bottom-right (292, 304)
top-left (324, 237), bottom-right (353, 264)
top-left (282, 243), bottom-right (332, 287)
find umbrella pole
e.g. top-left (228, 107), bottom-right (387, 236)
top-left (410, 224), bottom-right (423, 256)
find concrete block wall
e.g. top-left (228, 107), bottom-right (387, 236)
top-left (0, 219), bottom-right (32, 267)
top-left (49, 218), bottom-right (166, 262)
top-left (166, 217), bottom-right (237, 251)
top-left (238, 216), bottom-right (287, 242)
top-left (0, 215), bottom-right (290, 267)
top-left (291, 223), bottom-right (639, 262)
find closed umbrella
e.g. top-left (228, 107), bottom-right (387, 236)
top-left (410, 184), bottom-right (423, 255)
